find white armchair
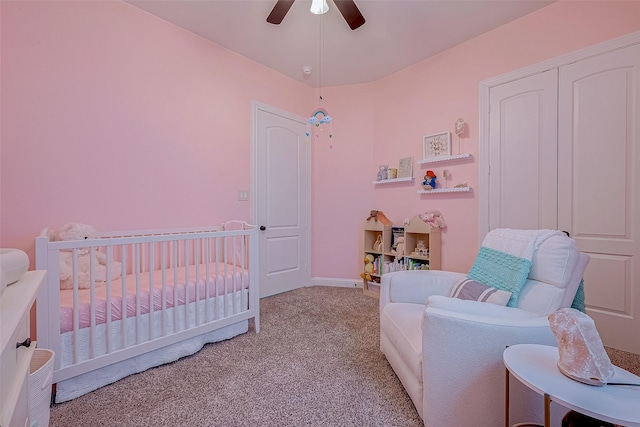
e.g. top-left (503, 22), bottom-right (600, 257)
top-left (380, 231), bottom-right (589, 426)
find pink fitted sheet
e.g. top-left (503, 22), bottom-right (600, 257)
top-left (59, 262), bottom-right (249, 334)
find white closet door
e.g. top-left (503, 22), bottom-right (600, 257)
top-left (558, 43), bottom-right (640, 354)
top-left (488, 69), bottom-right (558, 231)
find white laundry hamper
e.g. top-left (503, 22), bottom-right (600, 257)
top-left (29, 348), bottom-right (55, 427)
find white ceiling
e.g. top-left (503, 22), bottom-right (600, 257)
top-left (125, 0), bottom-right (554, 87)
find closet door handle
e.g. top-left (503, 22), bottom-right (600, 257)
top-left (16, 337), bottom-right (32, 349)
top-left (260, 226), bottom-right (266, 231)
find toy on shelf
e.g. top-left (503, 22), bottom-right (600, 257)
top-left (419, 210), bottom-right (447, 229)
top-left (366, 210), bottom-right (392, 226)
top-left (422, 170), bottom-right (437, 190)
top-left (360, 254), bottom-right (375, 281)
top-left (412, 240), bottom-right (429, 257)
top-left (443, 169), bottom-right (451, 188)
top-left (377, 165), bottom-right (389, 181)
top-left (391, 236), bottom-right (405, 261)
top-left (372, 235), bottom-right (383, 252)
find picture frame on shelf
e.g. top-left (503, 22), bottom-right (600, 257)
top-left (398, 157), bottom-right (413, 179)
top-left (423, 132), bottom-right (451, 159)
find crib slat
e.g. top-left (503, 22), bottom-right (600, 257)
top-left (223, 239), bottom-right (229, 319)
top-left (72, 249), bottom-right (80, 365)
top-left (241, 233), bottom-right (246, 314)
top-left (205, 237), bottom-right (211, 322)
top-left (121, 245), bottom-right (128, 349)
top-left (195, 238), bottom-right (201, 327)
top-left (161, 241), bottom-right (167, 337)
top-left (106, 246), bottom-right (113, 354)
top-left (173, 240), bottom-right (178, 332)
top-left (90, 247), bottom-right (97, 360)
top-left (231, 236), bottom-right (237, 316)
top-left (135, 243), bottom-right (141, 345)
top-left (149, 243), bottom-right (155, 341)
top-left (184, 241), bottom-right (189, 330)
top-left (215, 236), bottom-right (221, 321)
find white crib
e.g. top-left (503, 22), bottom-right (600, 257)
top-left (35, 222), bottom-right (259, 403)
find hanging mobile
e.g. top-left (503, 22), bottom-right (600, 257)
top-left (306, 15), bottom-right (334, 148)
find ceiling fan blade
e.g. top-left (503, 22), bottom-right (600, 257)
top-left (333, 0), bottom-right (365, 30)
top-left (266, 0), bottom-right (295, 25)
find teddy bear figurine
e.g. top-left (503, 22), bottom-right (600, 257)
top-left (56, 222), bottom-right (122, 290)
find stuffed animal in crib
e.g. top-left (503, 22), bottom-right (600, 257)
top-left (360, 254), bottom-right (375, 281)
top-left (56, 222), bottom-right (122, 290)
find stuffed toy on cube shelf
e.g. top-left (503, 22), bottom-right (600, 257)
top-left (360, 254), bottom-right (375, 281)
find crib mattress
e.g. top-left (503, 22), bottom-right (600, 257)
top-left (59, 262), bottom-right (249, 333)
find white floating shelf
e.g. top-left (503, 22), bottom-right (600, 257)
top-left (373, 177), bottom-right (415, 185)
top-left (417, 187), bottom-right (473, 194)
top-left (417, 153), bottom-right (473, 164)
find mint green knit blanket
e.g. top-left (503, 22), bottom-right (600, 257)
top-left (468, 246), bottom-right (531, 307)
top-left (571, 279), bottom-right (586, 313)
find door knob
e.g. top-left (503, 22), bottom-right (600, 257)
top-left (260, 226), bottom-right (266, 231)
top-left (16, 337), bottom-right (32, 349)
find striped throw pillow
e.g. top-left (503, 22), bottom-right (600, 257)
top-left (449, 278), bottom-right (512, 306)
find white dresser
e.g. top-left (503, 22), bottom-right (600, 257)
top-left (1, 270), bottom-right (47, 427)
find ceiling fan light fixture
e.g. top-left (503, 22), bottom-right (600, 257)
top-left (310, 0), bottom-right (329, 15)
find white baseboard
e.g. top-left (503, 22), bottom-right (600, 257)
top-left (311, 277), bottom-right (362, 289)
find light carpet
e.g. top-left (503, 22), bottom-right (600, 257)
top-left (49, 286), bottom-right (422, 427)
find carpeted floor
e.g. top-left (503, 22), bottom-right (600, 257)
top-left (49, 287), bottom-right (423, 427)
top-left (49, 286), bottom-right (640, 427)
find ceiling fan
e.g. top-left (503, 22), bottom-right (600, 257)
top-left (266, 0), bottom-right (366, 31)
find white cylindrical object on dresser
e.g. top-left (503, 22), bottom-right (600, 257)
top-left (0, 248), bottom-right (30, 295)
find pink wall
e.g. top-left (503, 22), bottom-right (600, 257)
top-left (1, 1), bottom-right (312, 264)
top-left (312, 0), bottom-right (640, 279)
top-left (3, 1), bottom-right (640, 282)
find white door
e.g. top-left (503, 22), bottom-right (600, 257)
top-left (557, 44), bottom-right (640, 354)
top-left (488, 69), bottom-right (558, 231)
top-left (253, 103), bottom-right (310, 298)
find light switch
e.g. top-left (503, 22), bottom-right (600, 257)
top-left (238, 190), bottom-right (249, 201)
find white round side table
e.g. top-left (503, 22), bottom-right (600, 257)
top-left (503, 344), bottom-right (640, 427)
